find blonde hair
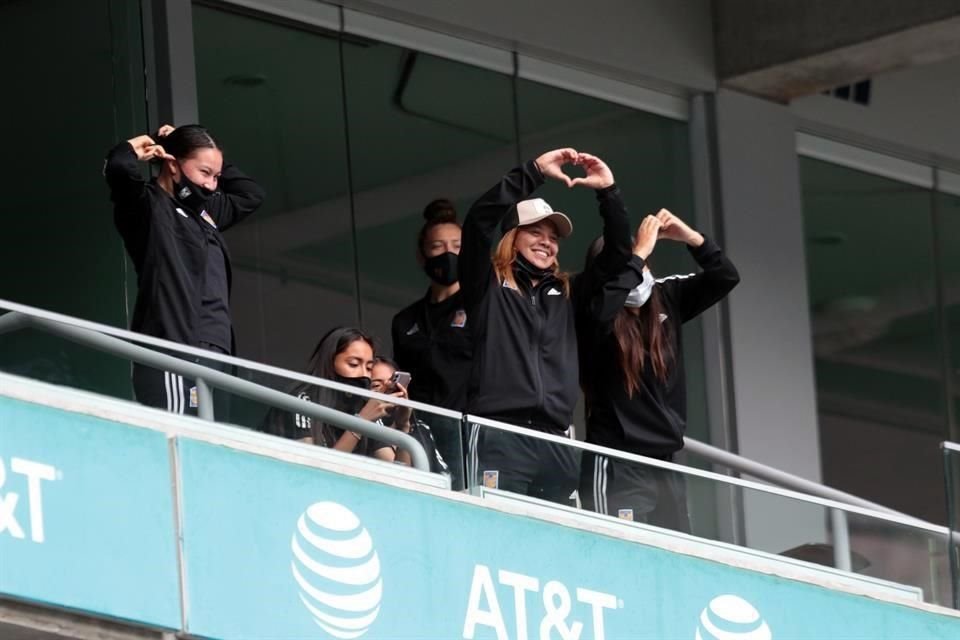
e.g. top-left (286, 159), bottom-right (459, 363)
top-left (492, 228), bottom-right (570, 296)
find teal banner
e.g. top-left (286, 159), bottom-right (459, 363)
top-left (0, 395), bottom-right (181, 628)
top-left (176, 438), bottom-right (960, 639)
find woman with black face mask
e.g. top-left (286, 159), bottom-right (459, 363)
top-left (103, 124), bottom-right (265, 415)
top-left (391, 199), bottom-right (472, 412)
top-left (260, 327), bottom-right (406, 459)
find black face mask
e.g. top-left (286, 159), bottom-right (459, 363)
top-left (173, 164), bottom-right (215, 212)
top-left (514, 252), bottom-right (554, 280)
top-left (423, 252), bottom-right (459, 286)
top-left (332, 374), bottom-right (372, 415)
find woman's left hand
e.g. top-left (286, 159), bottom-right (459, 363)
top-left (656, 209), bottom-right (703, 247)
top-left (570, 152), bottom-right (614, 189)
top-left (391, 383), bottom-right (412, 433)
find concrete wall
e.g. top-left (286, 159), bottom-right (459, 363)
top-left (791, 55), bottom-right (960, 167)
top-left (712, 89), bottom-right (825, 548)
top-left (339, 0), bottom-right (716, 91)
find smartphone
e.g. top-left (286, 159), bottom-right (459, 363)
top-left (390, 370), bottom-right (412, 390)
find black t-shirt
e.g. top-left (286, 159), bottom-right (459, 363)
top-left (197, 219), bottom-right (231, 351)
top-left (391, 289), bottom-right (473, 411)
top-left (260, 388), bottom-right (392, 456)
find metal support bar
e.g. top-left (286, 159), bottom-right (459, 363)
top-left (684, 436), bottom-right (917, 521)
top-left (195, 377), bottom-right (214, 421)
top-left (0, 312), bottom-right (430, 471)
top-left (830, 508), bottom-right (853, 572)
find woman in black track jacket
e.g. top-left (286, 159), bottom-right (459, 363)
top-left (104, 124), bottom-right (264, 416)
top-left (460, 148), bottom-right (632, 504)
top-left (577, 209), bottom-right (739, 531)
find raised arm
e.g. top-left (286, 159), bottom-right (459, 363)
top-left (103, 132), bottom-right (173, 210)
top-left (573, 153), bottom-right (632, 288)
top-left (655, 210), bottom-right (740, 323)
top-left (202, 160), bottom-right (266, 232)
top-left (459, 148), bottom-right (576, 310)
top-left (585, 214), bottom-right (662, 325)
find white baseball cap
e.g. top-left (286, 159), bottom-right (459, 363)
top-left (501, 198), bottom-right (573, 238)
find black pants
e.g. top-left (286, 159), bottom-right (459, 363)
top-left (579, 451), bottom-right (691, 533)
top-left (468, 423), bottom-right (580, 506)
top-left (131, 343), bottom-right (230, 417)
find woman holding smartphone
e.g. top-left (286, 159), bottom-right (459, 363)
top-left (370, 357), bottom-right (448, 472)
top-left (260, 327), bottom-right (410, 463)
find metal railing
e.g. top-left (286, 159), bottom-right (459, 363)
top-left (0, 305), bottom-right (430, 472)
top-left (944, 441), bottom-right (960, 608)
top-left (0, 297), bottom-right (955, 599)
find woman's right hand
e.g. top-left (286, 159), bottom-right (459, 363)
top-left (126, 134), bottom-right (174, 162)
top-left (357, 397), bottom-right (393, 422)
top-left (534, 148), bottom-right (578, 187)
top-left (634, 214), bottom-right (663, 260)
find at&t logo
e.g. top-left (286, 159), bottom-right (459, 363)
top-left (291, 502), bottom-right (382, 638)
top-left (0, 455), bottom-right (58, 544)
top-left (463, 564), bottom-right (621, 640)
top-left (696, 594), bottom-right (771, 640)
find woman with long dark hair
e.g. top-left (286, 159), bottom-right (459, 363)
top-left (261, 327), bottom-right (411, 463)
top-left (103, 124), bottom-right (264, 415)
top-left (460, 148), bottom-right (632, 504)
top-left (391, 198), bottom-right (472, 411)
top-left (577, 209), bottom-right (739, 531)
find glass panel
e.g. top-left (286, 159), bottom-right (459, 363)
top-left (945, 445), bottom-right (960, 608)
top-left (467, 418), bottom-right (954, 605)
top-left (0, 0), bottom-right (146, 399)
top-left (217, 359), bottom-right (467, 488)
top-left (936, 188), bottom-right (960, 441)
top-left (801, 158), bottom-right (948, 523)
top-left (341, 42), bottom-right (518, 364)
top-left (193, 4), bottom-right (356, 372)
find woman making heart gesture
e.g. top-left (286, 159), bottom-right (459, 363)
top-left (577, 208), bottom-right (739, 531)
top-left (460, 148), bottom-right (633, 504)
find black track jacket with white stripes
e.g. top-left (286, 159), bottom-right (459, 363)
top-left (578, 238), bottom-right (739, 455)
top-left (460, 160), bottom-right (632, 433)
top-left (104, 142), bottom-right (265, 353)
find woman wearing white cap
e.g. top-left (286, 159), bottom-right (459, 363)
top-left (460, 149), bottom-right (632, 504)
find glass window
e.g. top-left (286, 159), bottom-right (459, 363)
top-left (193, 5), bottom-right (355, 372)
top-left (801, 157), bottom-right (948, 523)
top-left (936, 186), bottom-right (960, 440)
top-left (341, 43), bottom-right (517, 347)
top-left (0, 0), bottom-right (146, 398)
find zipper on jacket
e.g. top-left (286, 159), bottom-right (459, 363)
top-left (530, 287), bottom-right (545, 414)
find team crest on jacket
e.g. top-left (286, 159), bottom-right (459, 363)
top-left (451, 310), bottom-right (467, 328)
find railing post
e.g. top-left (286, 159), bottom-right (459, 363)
top-left (830, 508), bottom-right (853, 572)
top-left (195, 377), bottom-right (214, 421)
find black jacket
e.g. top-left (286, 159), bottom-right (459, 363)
top-left (578, 238), bottom-right (739, 455)
top-left (460, 160), bottom-right (631, 433)
top-left (391, 289), bottom-right (472, 411)
top-left (104, 142), bottom-right (265, 353)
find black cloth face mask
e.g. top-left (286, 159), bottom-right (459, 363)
top-left (173, 164), bottom-right (215, 212)
top-left (514, 252), bottom-right (554, 280)
top-left (423, 251), bottom-right (459, 286)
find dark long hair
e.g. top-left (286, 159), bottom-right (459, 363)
top-left (261, 327), bottom-right (376, 445)
top-left (417, 198), bottom-right (460, 257)
top-left (306, 327), bottom-right (377, 444)
top-left (156, 124), bottom-right (219, 161)
top-left (585, 237), bottom-right (673, 397)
